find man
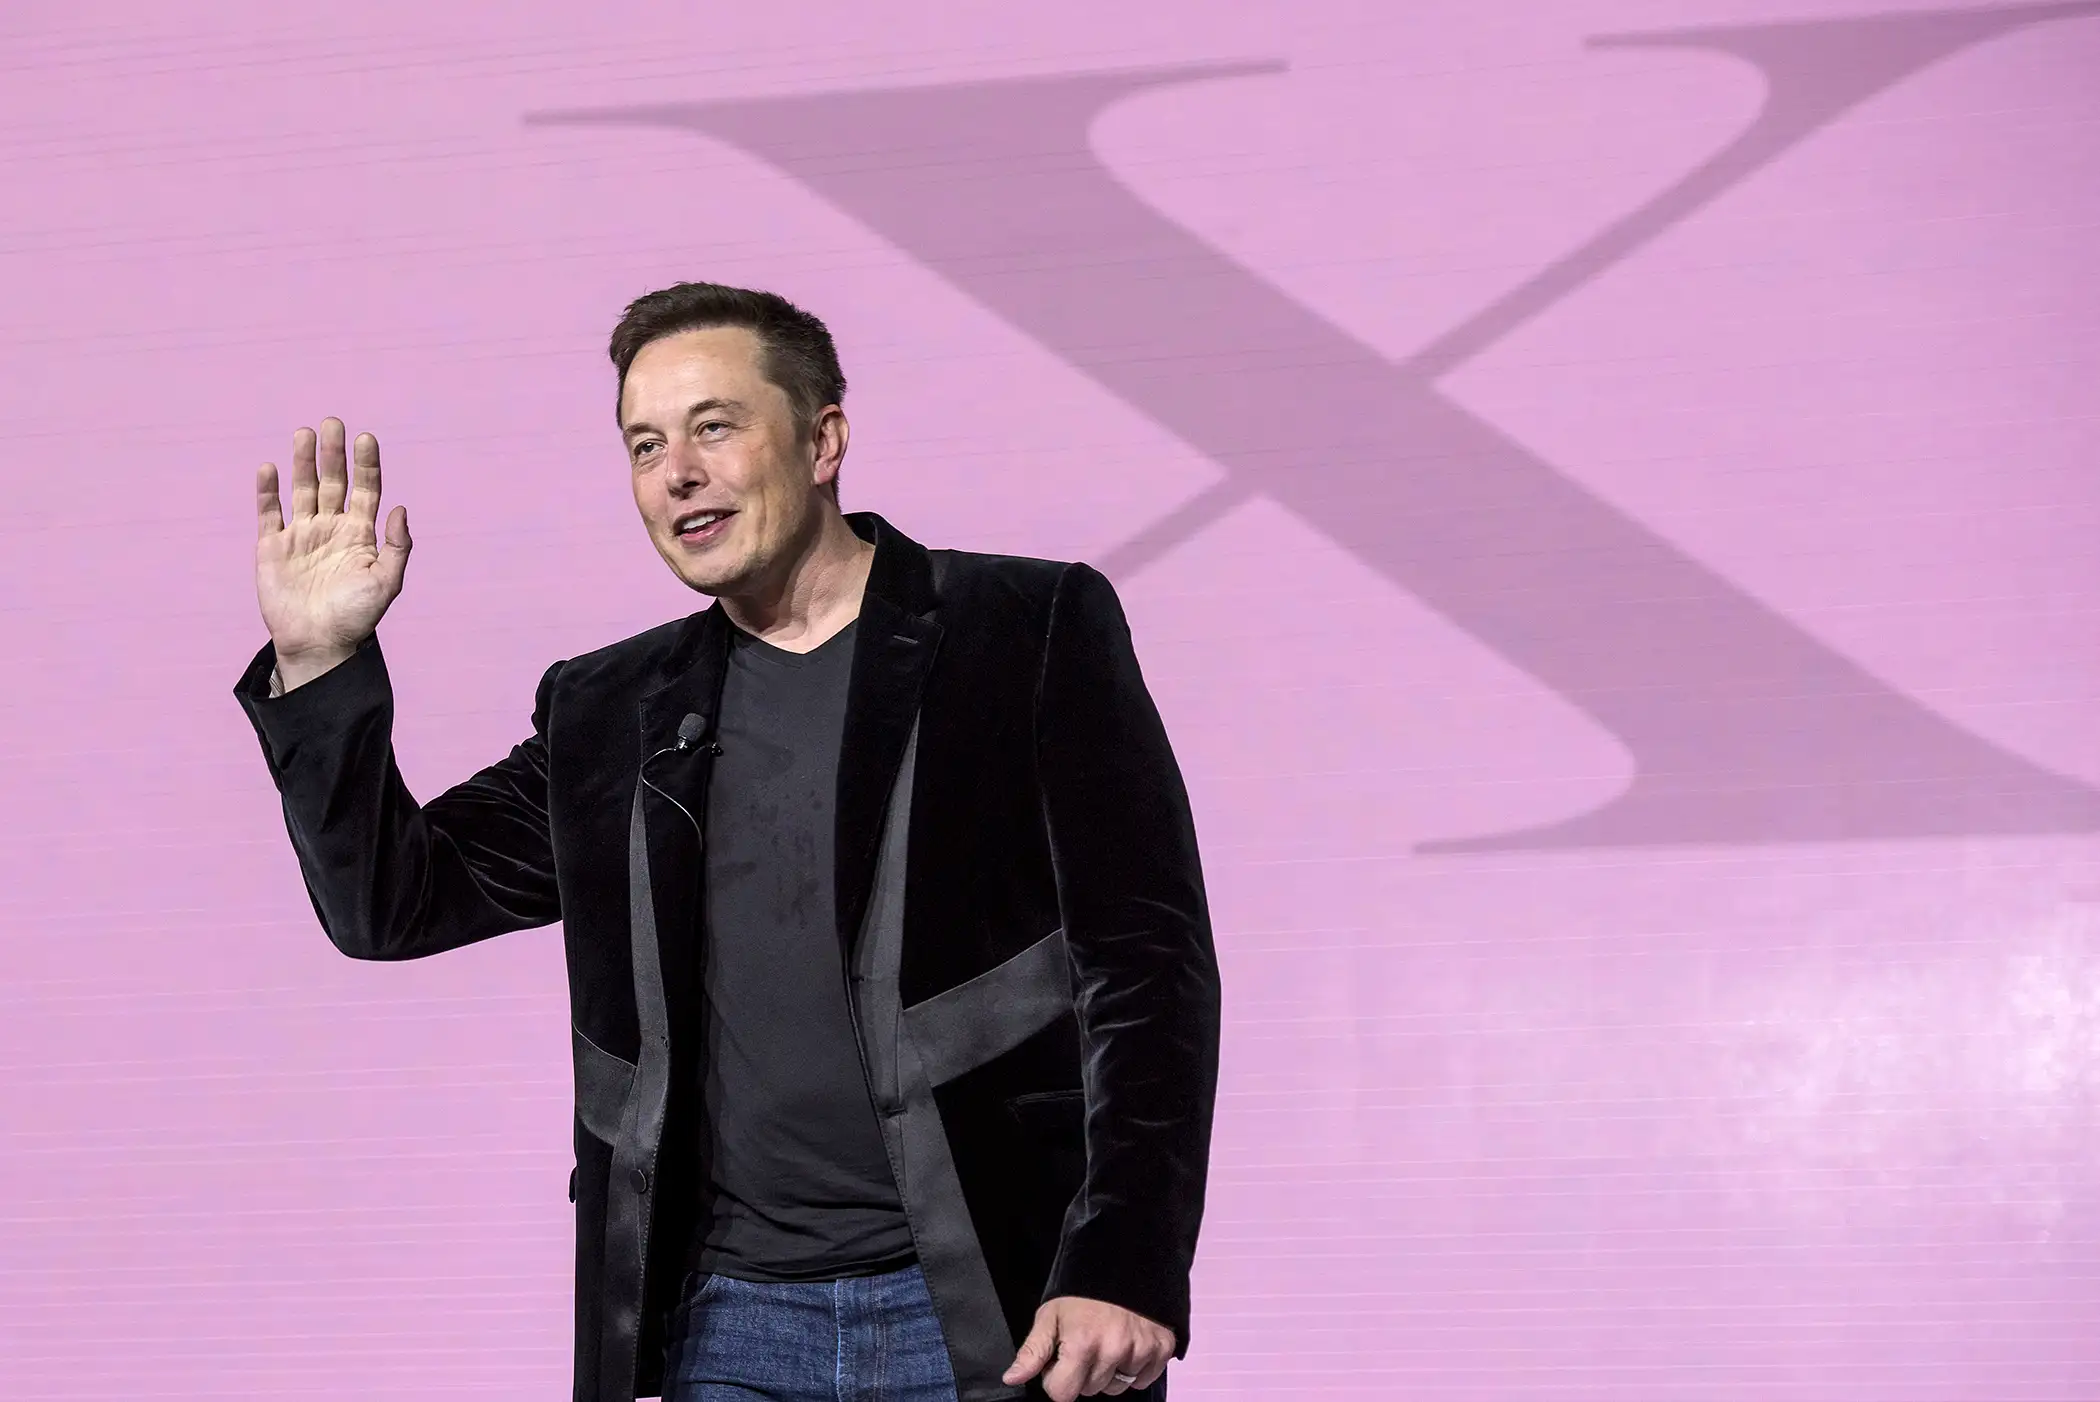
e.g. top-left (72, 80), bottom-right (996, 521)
top-left (234, 282), bottom-right (1221, 1402)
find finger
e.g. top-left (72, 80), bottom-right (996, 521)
top-left (1041, 1337), bottom-right (1099, 1402)
top-left (1130, 1343), bottom-right (1172, 1390)
top-left (288, 426), bottom-right (319, 520)
top-left (256, 462), bottom-right (284, 539)
top-left (1102, 1347), bottom-right (1151, 1396)
top-left (347, 430), bottom-right (383, 523)
top-left (1078, 1345), bottom-right (1125, 1398)
top-left (1003, 1311), bottom-right (1059, 1386)
top-left (1083, 1329), bottom-right (1152, 1398)
top-left (316, 417), bottom-right (348, 515)
top-left (377, 505), bottom-right (412, 596)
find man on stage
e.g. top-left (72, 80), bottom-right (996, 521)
top-left (233, 282), bottom-right (1222, 1401)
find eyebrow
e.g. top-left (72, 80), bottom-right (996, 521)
top-left (623, 397), bottom-right (752, 441)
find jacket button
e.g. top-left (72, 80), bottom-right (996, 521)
top-left (631, 1166), bottom-right (650, 1194)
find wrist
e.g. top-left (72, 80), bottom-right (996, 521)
top-left (272, 642), bottom-right (359, 692)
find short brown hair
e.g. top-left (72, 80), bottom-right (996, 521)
top-left (607, 281), bottom-right (846, 436)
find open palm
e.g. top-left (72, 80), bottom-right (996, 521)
top-left (255, 417), bottom-right (411, 684)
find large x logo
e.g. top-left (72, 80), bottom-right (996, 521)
top-left (535, 2), bottom-right (2100, 850)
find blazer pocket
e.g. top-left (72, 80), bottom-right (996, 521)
top-left (1005, 1089), bottom-right (1088, 1278)
top-left (1007, 1088), bottom-right (1084, 1116)
top-left (571, 1025), bottom-right (637, 1147)
top-left (1007, 1088), bottom-right (1085, 1151)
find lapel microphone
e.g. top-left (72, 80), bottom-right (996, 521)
top-left (644, 713), bottom-right (713, 838)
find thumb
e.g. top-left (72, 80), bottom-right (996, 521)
top-left (378, 504), bottom-right (412, 591)
top-left (1003, 1306), bottom-right (1060, 1385)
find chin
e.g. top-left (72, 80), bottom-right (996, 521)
top-left (651, 544), bottom-right (722, 596)
top-left (655, 521), bottom-right (774, 598)
top-left (676, 565), bottom-right (736, 597)
top-left (667, 553), bottom-right (754, 599)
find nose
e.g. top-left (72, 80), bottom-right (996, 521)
top-left (665, 437), bottom-right (708, 494)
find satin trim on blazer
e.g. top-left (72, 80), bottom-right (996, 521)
top-left (854, 723), bottom-right (1031, 1400)
top-left (594, 779), bottom-right (674, 1402)
top-left (571, 1026), bottom-right (635, 1148)
top-left (904, 930), bottom-right (1074, 1091)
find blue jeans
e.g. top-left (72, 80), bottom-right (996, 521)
top-left (661, 1263), bottom-right (960, 1401)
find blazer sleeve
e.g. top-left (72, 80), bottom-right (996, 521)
top-left (1034, 562), bottom-right (1222, 1353)
top-left (233, 636), bottom-right (564, 960)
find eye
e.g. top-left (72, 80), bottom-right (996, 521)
top-left (630, 438), bottom-right (662, 462)
top-left (699, 420), bottom-right (729, 437)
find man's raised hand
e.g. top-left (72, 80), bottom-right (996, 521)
top-left (255, 418), bottom-right (411, 691)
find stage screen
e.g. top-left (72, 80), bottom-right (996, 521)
top-left (3, 2), bottom-right (2097, 1397)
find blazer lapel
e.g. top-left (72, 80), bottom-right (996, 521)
top-left (636, 605), bottom-right (733, 983)
top-left (835, 514), bottom-right (944, 957)
top-left (594, 605), bottom-right (729, 1402)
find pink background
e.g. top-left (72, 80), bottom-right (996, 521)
top-left (4, 1), bottom-right (2099, 1396)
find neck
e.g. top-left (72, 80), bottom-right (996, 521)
top-left (718, 508), bottom-right (875, 653)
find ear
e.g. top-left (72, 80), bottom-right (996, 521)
top-left (808, 405), bottom-right (849, 488)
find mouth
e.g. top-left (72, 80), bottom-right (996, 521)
top-left (672, 508), bottom-right (736, 547)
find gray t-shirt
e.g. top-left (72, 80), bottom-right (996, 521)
top-left (688, 617), bottom-right (915, 1282)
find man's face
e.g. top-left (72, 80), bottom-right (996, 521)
top-left (619, 325), bottom-right (841, 598)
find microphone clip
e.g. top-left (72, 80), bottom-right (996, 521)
top-left (671, 713), bottom-right (718, 755)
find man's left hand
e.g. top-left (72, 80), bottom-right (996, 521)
top-left (1001, 1295), bottom-right (1174, 1399)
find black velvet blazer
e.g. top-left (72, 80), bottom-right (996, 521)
top-left (233, 513), bottom-right (1221, 1402)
